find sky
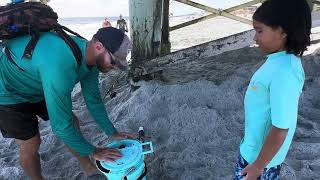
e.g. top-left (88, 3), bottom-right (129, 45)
top-left (1, 0), bottom-right (252, 17)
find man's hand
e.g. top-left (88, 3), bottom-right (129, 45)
top-left (92, 147), bottom-right (122, 162)
top-left (241, 162), bottom-right (264, 180)
top-left (111, 132), bottom-right (136, 140)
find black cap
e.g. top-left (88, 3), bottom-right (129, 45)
top-left (93, 27), bottom-right (131, 70)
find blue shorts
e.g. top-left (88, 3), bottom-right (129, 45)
top-left (234, 154), bottom-right (282, 180)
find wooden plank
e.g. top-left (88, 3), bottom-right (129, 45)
top-left (161, 0), bottom-right (171, 54)
top-left (225, 0), bottom-right (264, 12)
top-left (174, 0), bottom-right (252, 25)
top-left (130, 30), bottom-right (257, 83)
top-left (170, 13), bottom-right (217, 31)
top-left (130, 29), bottom-right (256, 82)
top-left (171, 0), bottom-right (265, 31)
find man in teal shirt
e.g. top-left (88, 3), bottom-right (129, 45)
top-left (0, 27), bottom-right (134, 180)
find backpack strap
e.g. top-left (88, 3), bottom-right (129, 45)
top-left (60, 25), bottom-right (85, 40)
top-left (53, 25), bottom-right (83, 67)
top-left (22, 24), bottom-right (84, 67)
top-left (23, 28), bottom-right (40, 59)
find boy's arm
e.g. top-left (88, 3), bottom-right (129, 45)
top-left (255, 126), bottom-right (288, 168)
top-left (241, 127), bottom-right (288, 179)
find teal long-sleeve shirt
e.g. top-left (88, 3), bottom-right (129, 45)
top-left (0, 32), bottom-right (117, 156)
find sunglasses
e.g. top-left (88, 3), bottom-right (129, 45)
top-left (104, 49), bottom-right (116, 65)
top-left (105, 49), bottom-right (128, 71)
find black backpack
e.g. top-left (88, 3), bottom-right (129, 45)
top-left (0, 1), bottom-right (84, 67)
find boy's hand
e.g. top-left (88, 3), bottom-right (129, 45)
top-left (241, 162), bottom-right (264, 180)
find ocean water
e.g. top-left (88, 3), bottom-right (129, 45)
top-left (59, 17), bottom-right (129, 40)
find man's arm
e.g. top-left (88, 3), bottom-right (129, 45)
top-left (125, 21), bottom-right (128, 32)
top-left (40, 62), bottom-right (96, 156)
top-left (80, 68), bottom-right (117, 136)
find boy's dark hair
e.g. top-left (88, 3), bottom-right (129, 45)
top-left (253, 0), bottom-right (311, 56)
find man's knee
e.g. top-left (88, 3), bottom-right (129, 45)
top-left (16, 134), bottom-right (41, 154)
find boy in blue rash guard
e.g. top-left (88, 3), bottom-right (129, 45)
top-left (0, 27), bottom-right (135, 180)
top-left (234, 0), bottom-right (311, 179)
